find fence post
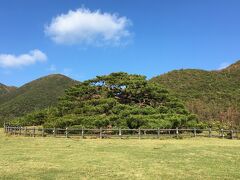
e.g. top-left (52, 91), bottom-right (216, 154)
top-left (53, 127), bottom-right (56, 137)
top-left (208, 128), bottom-right (212, 138)
top-left (194, 128), bottom-right (197, 137)
top-left (19, 127), bottom-right (22, 135)
top-left (157, 128), bottom-right (160, 139)
top-left (119, 128), bottom-right (122, 138)
top-left (176, 127), bottom-right (179, 139)
top-left (24, 127), bottom-right (27, 136)
top-left (33, 127), bottom-right (35, 137)
top-left (3, 122), bottom-right (6, 133)
top-left (231, 130), bottom-right (234, 140)
top-left (81, 127), bottom-right (84, 139)
top-left (66, 127), bottom-right (68, 138)
top-left (14, 127), bottom-right (16, 135)
top-left (138, 128), bottom-right (141, 139)
top-left (42, 128), bottom-right (44, 137)
top-left (100, 127), bottom-right (102, 139)
top-left (221, 129), bottom-right (224, 139)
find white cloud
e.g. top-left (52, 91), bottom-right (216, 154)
top-left (45, 7), bottom-right (132, 46)
top-left (218, 62), bottom-right (230, 70)
top-left (0, 49), bottom-right (47, 68)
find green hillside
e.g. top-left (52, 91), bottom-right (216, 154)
top-left (0, 74), bottom-right (78, 125)
top-left (151, 61), bottom-right (240, 127)
top-left (0, 83), bottom-right (16, 95)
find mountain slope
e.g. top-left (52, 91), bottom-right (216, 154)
top-left (151, 61), bottom-right (240, 127)
top-left (0, 83), bottom-right (16, 95)
top-left (0, 74), bottom-right (78, 124)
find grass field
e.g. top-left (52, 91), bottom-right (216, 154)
top-left (0, 129), bottom-right (240, 179)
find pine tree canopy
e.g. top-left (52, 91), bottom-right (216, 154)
top-left (12, 72), bottom-right (199, 129)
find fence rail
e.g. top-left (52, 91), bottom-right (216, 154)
top-left (3, 125), bottom-right (240, 140)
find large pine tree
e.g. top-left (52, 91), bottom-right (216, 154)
top-left (41, 72), bottom-right (198, 128)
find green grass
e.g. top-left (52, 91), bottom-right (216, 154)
top-left (0, 129), bottom-right (240, 179)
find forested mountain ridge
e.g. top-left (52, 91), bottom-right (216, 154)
top-left (222, 60), bottom-right (240, 72)
top-left (150, 61), bottom-right (240, 127)
top-left (0, 74), bottom-right (78, 124)
top-left (0, 83), bottom-right (16, 96)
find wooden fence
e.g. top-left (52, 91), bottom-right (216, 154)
top-left (4, 126), bottom-right (240, 139)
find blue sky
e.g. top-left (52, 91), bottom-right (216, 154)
top-left (0, 0), bottom-right (240, 86)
